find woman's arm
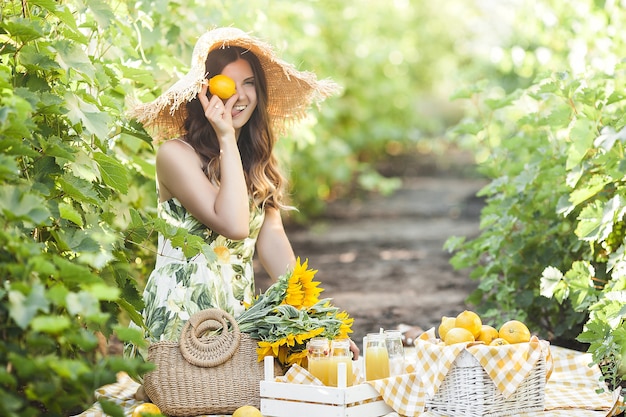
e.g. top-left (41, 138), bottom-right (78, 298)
top-left (255, 207), bottom-right (296, 280)
top-left (156, 86), bottom-right (250, 240)
top-left (256, 207), bottom-right (361, 359)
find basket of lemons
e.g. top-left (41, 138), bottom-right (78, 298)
top-left (416, 310), bottom-right (551, 417)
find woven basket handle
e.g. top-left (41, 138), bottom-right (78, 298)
top-left (179, 309), bottom-right (241, 368)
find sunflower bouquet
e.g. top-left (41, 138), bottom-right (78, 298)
top-left (236, 257), bottom-right (354, 369)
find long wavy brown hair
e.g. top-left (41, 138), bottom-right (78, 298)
top-left (183, 46), bottom-right (288, 210)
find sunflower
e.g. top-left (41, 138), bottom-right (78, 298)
top-left (336, 310), bottom-right (355, 339)
top-left (283, 258), bottom-right (323, 309)
top-left (237, 258), bottom-right (354, 370)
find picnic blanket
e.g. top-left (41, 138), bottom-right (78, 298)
top-left (74, 345), bottom-right (623, 417)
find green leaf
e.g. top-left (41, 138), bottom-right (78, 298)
top-left (64, 92), bottom-right (112, 139)
top-left (484, 89), bottom-right (521, 110)
top-left (116, 298), bottom-right (146, 329)
top-left (94, 152), bottom-right (129, 193)
top-left (87, 283), bottom-right (120, 301)
top-left (31, 315), bottom-right (71, 334)
top-left (49, 358), bottom-right (92, 380)
top-left (566, 119), bottom-right (596, 169)
top-left (569, 174), bottom-right (611, 207)
top-left (53, 227), bottom-right (102, 254)
top-left (575, 201), bottom-right (603, 241)
top-left (52, 39), bottom-right (95, 79)
top-left (98, 399), bottom-right (125, 417)
top-left (114, 325), bottom-right (147, 347)
top-left (57, 174), bottom-right (102, 205)
top-left (0, 185), bottom-right (51, 225)
top-left (19, 47), bottom-right (60, 72)
top-left (0, 154), bottom-right (20, 181)
top-left (66, 291), bottom-right (100, 317)
top-left (449, 80), bottom-right (488, 100)
top-left (59, 202), bottom-right (84, 227)
top-left (1, 17), bottom-right (44, 43)
top-left (53, 257), bottom-right (103, 286)
top-left (8, 284), bottom-right (49, 329)
top-left (43, 139), bottom-right (77, 161)
top-left (564, 261), bottom-right (596, 311)
top-left (85, 0), bottom-right (116, 29)
top-left (31, 0), bottom-right (80, 33)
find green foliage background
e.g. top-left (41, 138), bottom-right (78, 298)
top-left (1, 0), bottom-right (624, 415)
top-left (444, 0), bottom-right (626, 399)
top-left (0, 0), bottom-right (479, 414)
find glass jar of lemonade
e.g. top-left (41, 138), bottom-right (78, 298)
top-left (328, 338), bottom-right (354, 387)
top-left (384, 330), bottom-right (405, 376)
top-left (365, 333), bottom-right (390, 381)
top-left (307, 337), bottom-right (330, 385)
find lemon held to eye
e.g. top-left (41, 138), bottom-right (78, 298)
top-left (232, 405), bottom-right (263, 417)
top-left (131, 403), bottom-right (162, 417)
top-left (208, 74), bottom-right (236, 99)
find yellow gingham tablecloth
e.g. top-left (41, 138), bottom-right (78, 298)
top-left (75, 343), bottom-right (623, 417)
top-left (412, 334), bottom-right (550, 399)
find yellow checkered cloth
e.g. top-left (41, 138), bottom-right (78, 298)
top-left (279, 342), bottom-right (622, 417)
top-left (275, 363), bottom-right (325, 385)
top-left (413, 335), bottom-right (548, 398)
top-left (74, 344), bottom-right (623, 417)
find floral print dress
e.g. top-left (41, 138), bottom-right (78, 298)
top-left (125, 196), bottom-right (265, 361)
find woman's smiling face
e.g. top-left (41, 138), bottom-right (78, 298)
top-left (220, 58), bottom-right (257, 135)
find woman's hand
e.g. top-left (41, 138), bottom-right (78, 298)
top-left (349, 339), bottom-right (360, 360)
top-left (198, 81), bottom-right (239, 139)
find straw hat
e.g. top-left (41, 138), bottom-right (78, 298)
top-left (130, 27), bottom-right (341, 141)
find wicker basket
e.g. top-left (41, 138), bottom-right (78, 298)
top-left (425, 349), bottom-right (546, 417)
top-left (144, 308), bottom-right (281, 417)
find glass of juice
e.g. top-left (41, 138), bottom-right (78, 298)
top-left (384, 330), bottom-right (405, 376)
top-left (329, 338), bottom-right (354, 387)
top-left (365, 333), bottom-right (390, 381)
top-left (307, 337), bottom-right (330, 385)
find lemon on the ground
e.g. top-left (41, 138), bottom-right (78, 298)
top-left (444, 327), bottom-right (475, 345)
top-left (476, 324), bottom-right (499, 344)
top-left (208, 74), bottom-right (236, 99)
top-left (438, 316), bottom-right (456, 340)
top-left (499, 320), bottom-right (531, 344)
top-left (131, 403), bottom-right (162, 417)
top-left (455, 310), bottom-right (482, 338)
top-left (489, 337), bottom-right (510, 346)
top-left (232, 405), bottom-right (263, 417)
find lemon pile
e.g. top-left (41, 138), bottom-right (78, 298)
top-left (438, 310), bottom-right (531, 346)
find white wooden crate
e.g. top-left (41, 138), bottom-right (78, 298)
top-left (260, 356), bottom-right (393, 417)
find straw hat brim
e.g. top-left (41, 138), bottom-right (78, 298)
top-left (129, 27), bottom-right (341, 141)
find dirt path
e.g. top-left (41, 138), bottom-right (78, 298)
top-left (256, 152), bottom-right (488, 349)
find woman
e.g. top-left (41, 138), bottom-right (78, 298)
top-left (127, 27), bottom-right (358, 360)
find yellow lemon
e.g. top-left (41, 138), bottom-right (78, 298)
top-left (232, 405), bottom-right (263, 417)
top-left (131, 403), bottom-right (162, 417)
top-left (444, 327), bottom-right (475, 345)
top-left (476, 324), bottom-right (499, 344)
top-left (499, 320), bottom-right (531, 344)
top-left (437, 316), bottom-right (456, 340)
top-left (208, 74), bottom-right (236, 99)
top-left (455, 310), bottom-right (482, 338)
top-left (489, 337), bottom-right (510, 346)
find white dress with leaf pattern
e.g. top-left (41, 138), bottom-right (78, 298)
top-left (125, 196), bottom-right (264, 360)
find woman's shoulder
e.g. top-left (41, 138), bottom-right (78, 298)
top-left (157, 138), bottom-right (196, 154)
top-left (157, 139), bottom-right (200, 165)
